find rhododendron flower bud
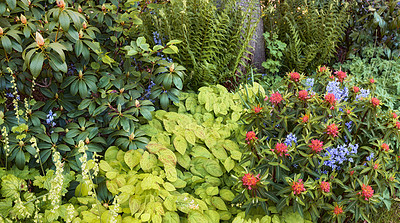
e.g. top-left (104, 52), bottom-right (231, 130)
top-left (298, 90), bottom-right (308, 101)
top-left (370, 78), bottom-right (375, 84)
top-left (269, 92), bottom-right (283, 105)
top-left (289, 72), bottom-right (300, 82)
top-left (381, 143), bottom-right (389, 152)
top-left (353, 86), bottom-right (359, 93)
top-left (20, 15), bottom-right (27, 24)
top-left (0, 27), bottom-right (3, 35)
top-left (78, 6), bottom-right (83, 13)
top-left (35, 32), bottom-right (45, 46)
top-left (326, 123), bottom-right (339, 137)
top-left (253, 105), bottom-right (262, 114)
top-left (291, 179), bottom-right (306, 195)
top-left (371, 97), bottom-right (380, 107)
top-left (334, 69), bottom-right (347, 82)
top-left (82, 22), bottom-right (87, 29)
top-left (245, 131), bottom-right (257, 144)
top-left (301, 114), bottom-right (309, 123)
top-left (242, 173), bottom-right (260, 190)
top-left (309, 139), bottom-right (324, 153)
top-left (360, 184), bottom-right (374, 201)
top-left (333, 205), bottom-right (343, 215)
top-left (57, 0), bottom-right (65, 8)
top-left (320, 181), bottom-right (330, 193)
top-left (102, 4), bottom-right (106, 11)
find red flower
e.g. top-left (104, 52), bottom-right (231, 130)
top-left (360, 184), bottom-right (374, 201)
top-left (333, 205), bottom-right (343, 215)
top-left (334, 70), bottom-right (347, 82)
top-left (264, 96), bottom-right (269, 101)
top-left (373, 163), bottom-right (379, 170)
top-left (271, 143), bottom-right (288, 157)
top-left (381, 143), bottom-right (389, 152)
top-left (346, 110), bottom-right (351, 115)
top-left (309, 139), bottom-right (324, 153)
top-left (298, 90), bottom-right (308, 101)
top-left (329, 75), bottom-right (334, 79)
top-left (326, 123), bottom-right (339, 137)
top-left (370, 78), bottom-right (375, 84)
top-left (291, 179), bottom-right (306, 195)
top-left (246, 131), bottom-right (258, 144)
top-left (289, 72), bottom-right (300, 82)
top-left (242, 173), bottom-right (260, 190)
top-left (320, 181), bottom-right (330, 193)
top-left (319, 66), bottom-right (327, 72)
top-left (350, 170), bottom-right (355, 176)
top-left (325, 93), bottom-right (336, 106)
top-left (269, 92), bottom-right (283, 105)
top-left (353, 86), bottom-right (360, 93)
top-left (396, 122), bottom-right (400, 129)
top-left (371, 97), bottom-right (380, 107)
top-left (253, 105), bottom-right (263, 114)
top-left (301, 114), bottom-right (309, 123)
top-left (393, 113), bottom-right (398, 119)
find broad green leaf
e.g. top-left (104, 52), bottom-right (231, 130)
top-left (204, 160), bottom-right (223, 177)
top-left (124, 150), bottom-right (141, 170)
top-left (173, 135), bottom-right (187, 155)
top-left (30, 52), bottom-right (45, 77)
top-left (140, 151), bottom-right (157, 172)
top-left (211, 197), bottom-right (227, 210)
top-left (223, 157), bottom-right (235, 172)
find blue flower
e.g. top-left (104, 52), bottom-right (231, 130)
top-left (356, 88), bottom-right (370, 101)
top-left (305, 78), bottom-right (314, 91)
top-left (366, 153), bottom-right (374, 161)
top-left (326, 80), bottom-right (348, 102)
top-left (46, 110), bottom-right (57, 127)
top-left (6, 92), bottom-right (14, 98)
top-left (284, 133), bottom-right (297, 147)
top-left (345, 121), bottom-right (353, 132)
top-left (323, 143), bottom-right (358, 171)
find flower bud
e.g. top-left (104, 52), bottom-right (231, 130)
top-left (102, 4), bottom-right (106, 11)
top-left (169, 63), bottom-right (174, 72)
top-left (78, 6), bottom-right (83, 13)
top-left (78, 30), bottom-right (83, 39)
top-left (0, 27), bottom-right (3, 36)
top-left (35, 32), bottom-right (45, 46)
top-left (82, 22), bottom-right (87, 29)
top-left (57, 0), bottom-right (65, 8)
top-left (21, 15), bottom-right (27, 24)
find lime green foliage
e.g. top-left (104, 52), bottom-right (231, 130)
top-left (144, 0), bottom-right (259, 89)
top-left (263, 0), bottom-right (349, 72)
top-left (336, 46), bottom-right (400, 110)
top-left (233, 207), bottom-right (312, 223)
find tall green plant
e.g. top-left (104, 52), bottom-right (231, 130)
top-left (264, 0), bottom-right (350, 73)
top-left (142, 0), bottom-right (259, 90)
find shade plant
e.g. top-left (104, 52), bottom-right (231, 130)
top-left (233, 67), bottom-right (400, 222)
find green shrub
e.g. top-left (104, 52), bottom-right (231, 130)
top-left (235, 67), bottom-right (400, 222)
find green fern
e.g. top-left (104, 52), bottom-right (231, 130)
top-left (265, 0), bottom-right (350, 73)
top-left (141, 0), bottom-right (259, 90)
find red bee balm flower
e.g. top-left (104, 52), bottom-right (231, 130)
top-left (253, 105), bottom-right (262, 114)
top-left (359, 184), bottom-right (374, 201)
top-left (289, 72), bottom-right (300, 82)
top-left (326, 123), bottom-right (339, 137)
top-left (325, 93), bottom-right (336, 106)
top-left (371, 97), bottom-right (380, 107)
top-left (291, 179), bottom-right (306, 195)
top-left (301, 114), bottom-right (309, 123)
top-left (320, 181), bottom-right (330, 193)
top-left (245, 131), bottom-right (258, 144)
top-left (269, 92), bottom-right (283, 105)
top-left (271, 143), bottom-right (288, 157)
top-left (298, 90), bottom-right (308, 101)
top-left (333, 205), bottom-right (343, 215)
top-left (242, 173), bottom-right (260, 190)
top-left (334, 70), bottom-right (347, 82)
top-left (353, 86), bottom-right (360, 93)
top-left (309, 139), bottom-right (324, 153)
top-left (381, 143), bottom-right (389, 152)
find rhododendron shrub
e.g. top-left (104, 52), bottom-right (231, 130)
top-left (235, 68), bottom-right (400, 222)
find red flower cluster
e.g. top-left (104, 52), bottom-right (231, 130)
top-left (289, 72), bottom-right (300, 82)
top-left (291, 179), bottom-right (306, 195)
top-left (353, 86), bottom-right (360, 93)
top-left (334, 70), bottom-right (347, 82)
top-left (309, 139), bottom-right (324, 153)
top-left (370, 78), bottom-right (375, 84)
top-left (359, 184), bottom-right (374, 201)
top-left (298, 90), bottom-right (308, 101)
top-left (253, 105), bottom-right (263, 114)
top-left (326, 123), bottom-right (339, 137)
top-left (381, 143), bottom-right (389, 152)
top-left (246, 131), bottom-right (258, 144)
top-left (333, 205), bottom-right (343, 215)
top-left (271, 143), bottom-right (289, 157)
top-left (242, 173), bottom-right (260, 190)
top-left (319, 66), bottom-right (327, 72)
top-left (325, 93), bottom-right (336, 106)
top-left (269, 92), bottom-right (283, 105)
top-left (373, 163), bottom-right (379, 170)
top-left (301, 114), bottom-right (309, 123)
top-left (371, 97), bottom-right (380, 107)
top-left (396, 122), bottom-right (400, 129)
top-left (320, 181), bottom-right (330, 193)
top-left (393, 113), bottom-right (398, 119)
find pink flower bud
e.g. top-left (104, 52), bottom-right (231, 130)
top-left (57, 0), bottom-right (65, 8)
top-left (0, 27), bottom-right (3, 35)
top-left (35, 32), bottom-right (45, 46)
top-left (21, 15), bottom-right (27, 24)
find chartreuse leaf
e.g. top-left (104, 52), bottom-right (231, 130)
top-left (124, 149), bottom-right (141, 170)
top-left (173, 135), bottom-right (187, 155)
